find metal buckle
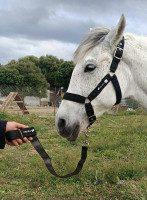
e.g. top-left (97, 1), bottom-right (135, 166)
top-left (82, 127), bottom-right (90, 146)
top-left (114, 47), bottom-right (123, 60)
top-left (89, 115), bottom-right (96, 123)
top-left (18, 129), bottom-right (24, 139)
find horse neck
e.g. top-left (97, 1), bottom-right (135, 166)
top-left (123, 33), bottom-right (147, 109)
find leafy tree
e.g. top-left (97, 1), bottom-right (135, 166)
top-left (0, 54), bottom-right (74, 96)
top-left (38, 55), bottom-right (74, 89)
top-left (7, 59), bottom-right (16, 65)
top-left (0, 68), bottom-right (23, 86)
top-left (39, 55), bottom-right (64, 87)
top-left (0, 59), bottom-right (49, 97)
top-left (54, 61), bottom-right (74, 89)
top-left (18, 56), bottom-right (39, 67)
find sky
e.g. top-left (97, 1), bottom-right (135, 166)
top-left (1, 0), bottom-right (147, 64)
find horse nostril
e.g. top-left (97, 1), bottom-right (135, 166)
top-left (58, 118), bottom-right (66, 130)
top-left (57, 117), bottom-right (80, 140)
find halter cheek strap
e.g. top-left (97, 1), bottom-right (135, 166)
top-left (63, 37), bottom-right (124, 127)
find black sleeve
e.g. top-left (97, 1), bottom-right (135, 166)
top-left (0, 121), bottom-right (7, 149)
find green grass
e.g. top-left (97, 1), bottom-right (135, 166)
top-left (0, 110), bottom-right (147, 200)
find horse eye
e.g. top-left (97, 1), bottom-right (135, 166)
top-left (84, 64), bottom-right (96, 72)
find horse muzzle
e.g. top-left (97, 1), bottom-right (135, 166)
top-left (56, 118), bottom-right (80, 141)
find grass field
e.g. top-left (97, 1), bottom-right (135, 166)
top-left (0, 109), bottom-right (146, 200)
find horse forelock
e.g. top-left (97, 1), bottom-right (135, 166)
top-left (73, 27), bottom-right (110, 64)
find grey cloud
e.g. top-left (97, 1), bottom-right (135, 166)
top-left (1, 0), bottom-right (147, 64)
top-left (0, 4), bottom-right (94, 43)
top-left (1, 0), bottom-right (147, 44)
top-left (0, 36), bottom-right (77, 64)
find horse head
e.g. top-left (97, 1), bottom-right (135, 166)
top-left (56, 14), bottom-right (132, 141)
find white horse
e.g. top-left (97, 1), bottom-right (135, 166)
top-left (56, 14), bottom-right (147, 141)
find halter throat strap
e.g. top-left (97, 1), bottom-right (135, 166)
top-left (63, 37), bottom-right (124, 127)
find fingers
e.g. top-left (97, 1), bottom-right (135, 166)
top-left (5, 139), bottom-right (13, 146)
top-left (5, 137), bottom-right (33, 146)
top-left (23, 137), bottom-right (33, 143)
top-left (11, 139), bottom-right (22, 146)
top-left (23, 137), bottom-right (28, 143)
top-left (5, 139), bottom-right (20, 146)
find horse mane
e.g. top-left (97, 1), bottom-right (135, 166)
top-left (73, 27), bottom-right (110, 64)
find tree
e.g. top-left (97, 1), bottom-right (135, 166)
top-left (18, 56), bottom-right (39, 67)
top-left (7, 59), bottom-right (16, 65)
top-left (0, 59), bottom-right (49, 97)
top-left (38, 55), bottom-right (74, 89)
top-left (0, 54), bottom-right (74, 95)
top-left (39, 55), bottom-right (64, 87)
top-left (54, 61), bottom-right (74, 89)
top-left (0, 68), bottom-right (23, 86)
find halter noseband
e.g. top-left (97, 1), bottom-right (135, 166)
top-left (63, 37), bottom-right (125, 127)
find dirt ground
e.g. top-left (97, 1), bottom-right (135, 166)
top-left (6, 105), bottom-right (58, 117)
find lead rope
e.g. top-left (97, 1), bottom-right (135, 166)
top-left (30, 128), bottom-right (90, 178)
top-left (6, 127), bottom-right (89, 178)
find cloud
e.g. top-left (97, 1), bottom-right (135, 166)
top-left (1, 0), bottom-right (147, 64)
top-left (0, 0), bottom-right (97, 43)
top-left (0, 36), bottom-right (77, 64)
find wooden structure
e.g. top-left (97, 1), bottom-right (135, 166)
top-left (1, 92), bottom-right (29, 114)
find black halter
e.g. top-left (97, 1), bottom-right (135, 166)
top-left (63, 37), bottom-right (125, 127)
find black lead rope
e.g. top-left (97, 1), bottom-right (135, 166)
top-left (6, 127), bottom-right (88, 178)
top-left (31, 136), bottom-right (88, 178)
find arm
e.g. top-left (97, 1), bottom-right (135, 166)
top-left (0, 120), bottom-right (7, 149)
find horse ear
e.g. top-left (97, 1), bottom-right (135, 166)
top-left (106, 14), bottom-right (126, 47)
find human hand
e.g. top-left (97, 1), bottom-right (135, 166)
top-left (5, 121), bottom-right (33, 146)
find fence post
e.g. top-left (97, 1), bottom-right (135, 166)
top-left (22, 86), bottom-right (25, 114)
top-left (54, 87), bottom-right (56, 116)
